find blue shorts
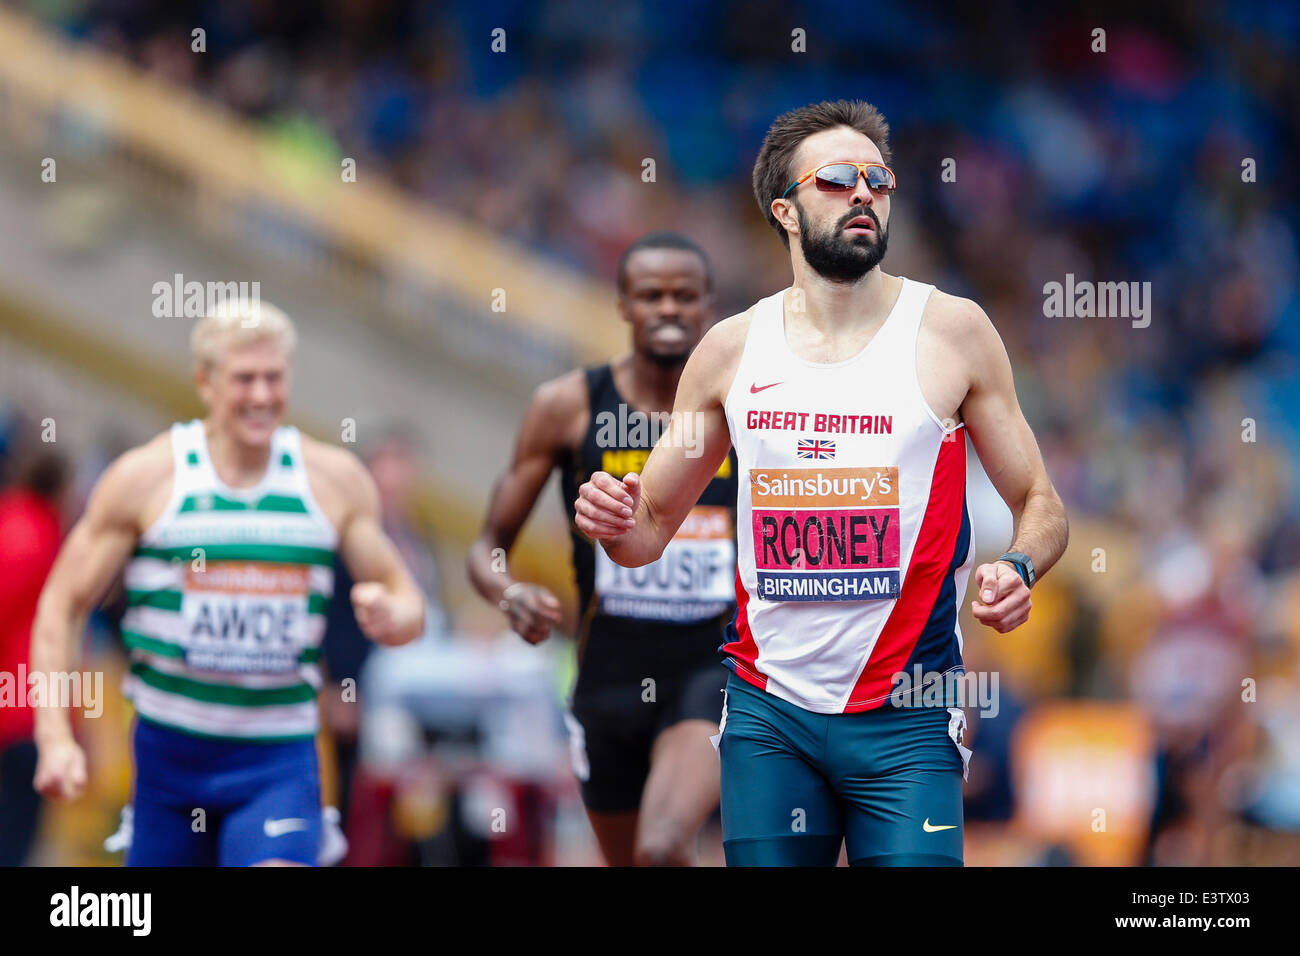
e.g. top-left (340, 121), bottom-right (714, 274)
top-left (127, 718), bottom-right (322, 867)
top-left (717, 674), bottom-right (968, 866)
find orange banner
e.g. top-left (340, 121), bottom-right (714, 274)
top-left (749, 466), bottom-right (898, 508)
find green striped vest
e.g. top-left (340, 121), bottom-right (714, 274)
top-left (121, 420), bottom-right (338, 741)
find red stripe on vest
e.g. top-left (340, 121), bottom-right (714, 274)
top-left (845, 436), bottom-right (966, 711)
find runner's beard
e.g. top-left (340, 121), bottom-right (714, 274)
top-left (796, 201), bottom-right (889, 282)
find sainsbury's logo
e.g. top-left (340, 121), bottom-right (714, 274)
top-left (750, 467), bottom-right (897, 507)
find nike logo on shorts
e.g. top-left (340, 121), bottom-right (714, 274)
top-left (263, 817), bottom-right (310, 838)
top-left (922, 818), bottom-right (957, 832)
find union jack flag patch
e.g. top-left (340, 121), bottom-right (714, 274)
top-left (796, 439), bottom-right (836, 460)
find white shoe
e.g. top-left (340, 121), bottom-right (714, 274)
top-left (318, 806), bottom-right (349, 866)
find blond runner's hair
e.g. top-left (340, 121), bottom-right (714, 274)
top-left (191, 299), bottom-right (297, 373)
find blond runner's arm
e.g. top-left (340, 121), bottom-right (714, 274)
top-left (332, 450), bottom-right (426, 646)
top-left (577, 319), bottom-right (738, 568)
top-left (31, 447), bottom-right (155, 799)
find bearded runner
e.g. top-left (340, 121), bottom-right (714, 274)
top-left (576, 100), bottom-right (1069, 867)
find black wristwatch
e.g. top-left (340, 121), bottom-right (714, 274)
top-left (996, 551), bottom-right (1036, 589)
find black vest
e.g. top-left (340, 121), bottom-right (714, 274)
top-left (559, 365), bottom-right (738, 682)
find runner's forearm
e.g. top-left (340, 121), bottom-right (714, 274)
top-left (466, 536), bottom-right (518, 606)
top-left (1006, 483), bottom-right (1069, 580)
top-left (30, 593), bottom-right (86, 744)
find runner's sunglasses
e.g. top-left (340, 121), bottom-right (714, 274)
top-left (781, 162), bottom-right (897, 199)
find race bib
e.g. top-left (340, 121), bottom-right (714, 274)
top-left (181, 562), bottom-right (309, 673)
top-left (594, 505), bottom-right (735, 622)
top-left (749, 466), bottom-right (901, 602)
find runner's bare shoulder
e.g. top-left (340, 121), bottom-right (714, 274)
top-left (703, 307), bottom-right (754, 353)
top-left (299, 433), bottom-right (375, 525)
top-left (919, 286), bottom-right (993, 344)
top-left (532, 366), bottom-right (588, 418)
top-left (93, 430), bottom-right (176, 531)
top-left (687, 307), bottom-right (755, 404)
top-left (299, 432), bottom-right (364, 483)
top-left (524, 366), bottom-right (590, 451)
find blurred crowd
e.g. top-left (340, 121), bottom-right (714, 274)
top-left (2, 0), bottom-right (1298, 864)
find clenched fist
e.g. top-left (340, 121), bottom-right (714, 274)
top-left (499, 582), bottom-right (563, 645)
top-left (970, 561), bottom-right (1032, 633)
top-left (575, 471), bottom-right (640, 540)
top-left (33, 737), bottom-right (88, 802)
top-left (351, 581), bottom-right (404, 644)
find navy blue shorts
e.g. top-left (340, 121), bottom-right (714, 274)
top-left (717, 674), bottom-right (969, 866)
top-left (127, 718), bottom-right (322, 867)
